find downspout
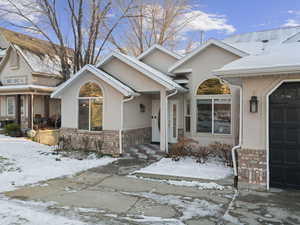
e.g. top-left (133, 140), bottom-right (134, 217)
top-left (120, 95), bottom-right (135, 155)
top-left (232, 84), bottom-right (243, 189)
top-left (165, 89), bottom-right (178, 153)
top-left (220, 79), bottom-right (243, 188)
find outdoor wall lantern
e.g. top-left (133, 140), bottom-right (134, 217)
top-left (140, 104), bottom-right (146, 113)
top-left (250, 96), bottom-right (258, 113)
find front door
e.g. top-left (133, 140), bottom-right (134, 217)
top-left (269, 82), bottom-right (300, 189)
top-left (152, 100), bottom-right (160, 142)
top-left (151, 100), bottom-right (179, 143)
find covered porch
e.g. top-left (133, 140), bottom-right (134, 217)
top-left (0, 85), bottom-right (60, 130)
top-left (122, 90), bottom-right (185, 153)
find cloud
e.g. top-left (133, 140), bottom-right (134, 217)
top-left (282, 19), bottom-right (300, 27)
top-left (141, 3), bottom-right (235, 34)
top-left (282, 10), bottom-right (300, 27)
top-left (288, 10), bottom-right (300, 16)
top-left (179, 10), bottom-right (236, 34)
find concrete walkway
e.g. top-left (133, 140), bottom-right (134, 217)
top-left (3, 158), bottom-right (300, 225)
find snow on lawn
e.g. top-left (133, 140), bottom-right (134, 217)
top-left (135, 157), bottom-right (232, 180)
top-left (128, 175), bottom-right (225, 190)
top-left (0, 197), bottom-right (90, 225)
top-left (0, 135), bottom-right (116, 192)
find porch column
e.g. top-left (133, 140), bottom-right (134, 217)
top-left (160, 90), bottom-right (167, 152)
top-left (28, 94), bottom-right (33, 129)
top-left (15, 95), bottom-right (21, 126)
top-left (44, 95), bottom-right (50, 118)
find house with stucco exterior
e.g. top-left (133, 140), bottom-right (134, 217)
top-left (0, 27), bottom-right (69, 130)
top-left (52, 26), bottom-right (300, 190)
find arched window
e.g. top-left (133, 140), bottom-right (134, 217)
top-left (196, 78), bottom-right (231, 135)
top-left (197, 78), bottom-right (231, 95)
top-left (78, 82), bottom-right (103, 131)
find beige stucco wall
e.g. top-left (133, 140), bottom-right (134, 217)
top-left (173, 44), bottom-right (241, 146)
top-left (101, 58), bottom-right (166, 92)
top-left (123, 94), bottom-right (152, 130)
top-left (59, 71), bottom-right (123, 130)
top-left (141, 50), bottom-right (178, 74)
top-left (241, 74), bottom-right (300, 150)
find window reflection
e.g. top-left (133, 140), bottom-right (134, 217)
top-left (78, 82), bottom-right (103, 131)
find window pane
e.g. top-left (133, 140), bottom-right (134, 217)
top-left (91, 99), bottom-right (103, 131)
top-left (214, 99), bottom-right (231, 134)
top-left (7, 97), bottom-right (15, 116)
top-left (185, 116), bottom-right (191, 132)
top-left (78, 99), bottom-right (89, 130)
top-left (79, 82), bottom-right (103, 97)
top-left (197, 99), bottom-right (212, 133)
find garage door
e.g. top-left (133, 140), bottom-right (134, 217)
top-left (269, 82), bottom-right (300, 189)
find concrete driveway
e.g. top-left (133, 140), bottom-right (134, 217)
top-left (4, 158), bottom-right (300, 225)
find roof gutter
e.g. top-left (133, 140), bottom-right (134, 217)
top-left (215, 65), bottom-right (300, 78)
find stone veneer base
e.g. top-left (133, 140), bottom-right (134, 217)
top-left (122, 127), bottom-right (151, 150)
top-left (60, 127), bottom-right (152, 156)
top-left (60, 128), bottom-right (120, 155)
top-left (237, 148), bottom-right (267, 186)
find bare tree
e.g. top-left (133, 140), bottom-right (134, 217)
top-left (0, 0), bottom-right (136, 79)
top-left (110, 0), bottom-right (197, 56)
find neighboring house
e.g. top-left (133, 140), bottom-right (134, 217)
top-left (0, 27), bottom-right (69, 130)
top-left (52, 26), bottom-right (300, 190)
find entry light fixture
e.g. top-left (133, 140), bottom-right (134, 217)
top-left (250, 96), bottom-right (258, 113)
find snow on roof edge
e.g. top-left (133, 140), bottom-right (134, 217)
top-left (137, 44), bottom-right (183, 60)
top-left (51, 65), bottom-right (138, 98)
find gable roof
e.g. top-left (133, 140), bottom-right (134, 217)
top-left (51, 65), bottom-right (139, 98)
top-left (97, 51), bottom-right (186, 92)
top-left (137, 44), bottom-right (182, 61)
top-left (168, 39), bottom-right (249, 73)
top-left (0, 27), bottom-right (73, 76)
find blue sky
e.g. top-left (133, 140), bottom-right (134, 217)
top-left (1, 0), bottom-right (299, 53)
top-left (189, 0), bottom-right (300, 41)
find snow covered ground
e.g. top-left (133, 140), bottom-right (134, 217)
top-left (134, 157), bottom-right (233, 180)
top-left (0, 135), bottom-right (116, 192)
top-left (0, 197), bottom-right (89, 225)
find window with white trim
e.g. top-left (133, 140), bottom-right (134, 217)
top-left (196, 78), bottom-right (231, 134)
top-left (78, 82), bottom-right (103, 131)
top-left (7, 96), bottom-right (15, 116)
top-left (185, 99), bottom-right (191, 132)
